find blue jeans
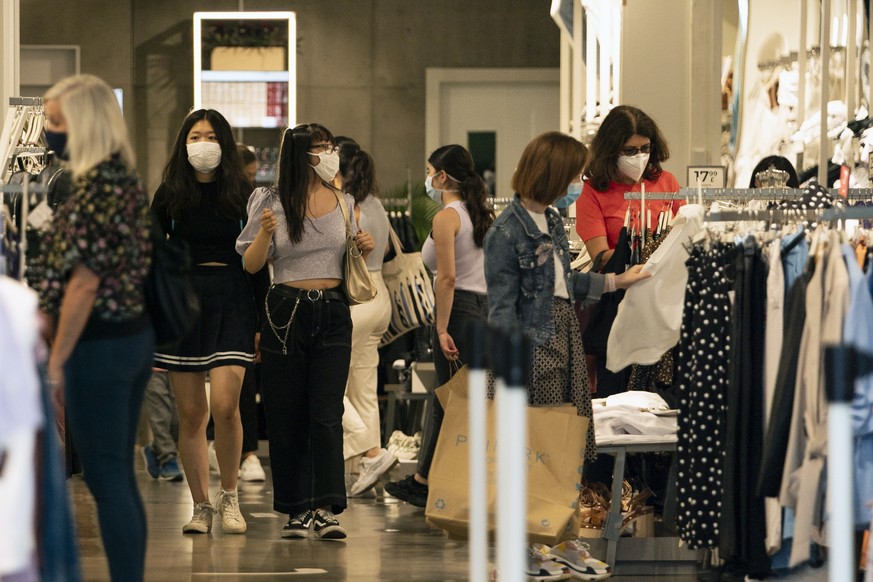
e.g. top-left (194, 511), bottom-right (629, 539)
top-left (418, 290), bottom-right (488, 479)
top-left (64, 328), bottom-right (154, 582)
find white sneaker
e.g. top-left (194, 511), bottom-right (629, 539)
top-left (207, 441), bottom-right (219, 473)
top-left (349, 449), bottom-right (398, 496)
top-left (216, 488), bottom-right (247, 534)
top-left (239, 455), bottom-right (266, 482)
top-left (182, 501), bottom-right (215, 534)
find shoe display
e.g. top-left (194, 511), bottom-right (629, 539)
top-left (141, 445), bottom-right (160, 479)
top-left (207, 441), bottom-right (219, 473)
top-left (216, 488), bottom-right (247, 534)
top-left (312, 509), bottom-right (347, 540)
top-left (546, 539), bottom-right (611, 580)
top-left (159, 458), bottom-right (183, 482)
top-left (281, 510), bottom-right (313, 539)
top-left (238, 454), bottom-right (266, 482)
top-left (526, 543), bottom-right (571, 580)
top-left (182, 501), bottom-right (215, 534)
top-left (384, 474), bottom-right (428, 507)
top-left (349, 448), bottom-right (398, 496)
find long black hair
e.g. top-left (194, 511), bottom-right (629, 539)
top-left (158, 109), bottom-right (249, 218)
top-left (335, 135), bottom-right (379, 204)
top-left (275, 123), bottom-right (335, 244)
top-left (586, 105), bottom-right (670, 192)
top-left (428, 144), bottom-right (494, 248)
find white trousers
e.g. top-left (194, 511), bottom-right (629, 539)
top-left (343, 270), bottom-right (391, 460)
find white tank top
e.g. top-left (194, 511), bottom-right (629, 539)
top-left (421, 201), bottom-right (487, 294)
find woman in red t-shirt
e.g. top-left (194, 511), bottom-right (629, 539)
top-left (575, 105), bottom-right (681, 266)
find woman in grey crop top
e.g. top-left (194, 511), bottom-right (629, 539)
top-left (384, 144), bottom-right (495, 506)
top-left (331, 137), bottom-right (397, 496)
top-left (236, 123), bottom-right (374, 540)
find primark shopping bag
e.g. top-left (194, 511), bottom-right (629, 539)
top-left (426, 372), bottom-right (589, 545)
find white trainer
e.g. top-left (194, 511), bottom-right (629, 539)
top-left (349, 448), bottom-right (398, 496)
top-left (216, 488), bottom-right (247, 534)
top-left (182, 501), bottom-right (215, 534)
top-left (239, 455), bottom-right (266, 482)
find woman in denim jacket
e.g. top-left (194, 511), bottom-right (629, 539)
top-left (484, 132), bottom-right (648, 460)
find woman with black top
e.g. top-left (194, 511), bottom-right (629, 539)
top-left (237, 123), bottom-right (375, 540)
top-left (152, 109), bottom-right (255, 535)
top-left (40, 74), bottom-right (153, 582)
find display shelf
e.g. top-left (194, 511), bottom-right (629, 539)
top-left (193, 11), bottom-right (296, 129)
top-left (200, 70), bottom-right (290, 82)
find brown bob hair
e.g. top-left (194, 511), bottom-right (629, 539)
top-left (512, 132), bottom-right (588, 205)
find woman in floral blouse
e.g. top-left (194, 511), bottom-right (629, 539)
top-left (40, 74), bottom-right (153, 582)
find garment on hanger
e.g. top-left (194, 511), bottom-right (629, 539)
top-left (719, 238), bottom-right (770, 577)
top-left (782, 231), bottom-right (849, 567)
top-left (841, 244), bottom-right (873, 527)
top-left (675, 241), bottom-right (735, 549)
top-left (606, 204), bottom-right (705, 372)
top-left (763, 238), bottom-right (785, 554)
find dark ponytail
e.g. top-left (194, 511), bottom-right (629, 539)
top-left (428, 144), bottom-right (494, 248)
top-left (336, 136), bottom-right (378, 203)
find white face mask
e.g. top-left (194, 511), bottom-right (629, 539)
top-left (309, 150), bottom-right (340, 182)
top-left (616, 153), bottom-right (650, 183)
top-left (187, 141), bottom-right (222, 174)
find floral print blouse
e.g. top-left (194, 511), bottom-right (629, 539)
top-left (39, 155), bottom-right (152, 323)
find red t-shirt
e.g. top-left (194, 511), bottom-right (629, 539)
top-left (575, 171), bottom-right (682, 249)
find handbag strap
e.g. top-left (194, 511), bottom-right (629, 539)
top-left (387, 223), bottom-right (405, 256)
top-left (332, 190), bottom-right (354, 237)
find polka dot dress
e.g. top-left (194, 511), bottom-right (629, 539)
top-left (674, 242), bottom-right (735, 549)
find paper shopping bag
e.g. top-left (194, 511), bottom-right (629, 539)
top-left (426, 372), bottom-right (589, 545)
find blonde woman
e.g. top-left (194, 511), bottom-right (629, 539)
top-left (40, 74), bottom-right (153, 582)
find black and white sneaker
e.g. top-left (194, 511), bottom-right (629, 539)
top-left (281, 510), bottom-right (313, 539)
top-left (313, 509), bottom-right (347, 540)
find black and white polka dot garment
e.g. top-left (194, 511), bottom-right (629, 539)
top-left (674, 243), bottom-right (735, 549)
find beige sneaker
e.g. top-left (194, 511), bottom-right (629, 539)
top-left (182, 501), bottom-right (215, 534)
top-left (217, 489), bottom-right (247, 534)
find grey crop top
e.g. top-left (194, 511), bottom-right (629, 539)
top-left (236, 187), bottom-right (358, 284)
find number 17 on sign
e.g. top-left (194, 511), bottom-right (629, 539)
top-left (687, 165), bottom-right (726, 189)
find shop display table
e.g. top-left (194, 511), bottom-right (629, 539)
top-left (595, 439), bottom-right (702, 574)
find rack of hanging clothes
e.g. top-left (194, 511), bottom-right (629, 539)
top-left (381, 196), bottom-right (419, 254)
top-left (608, 185), bottom-right (873, 578)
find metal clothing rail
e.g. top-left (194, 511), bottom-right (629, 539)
top-left (705, 205), bottom-right (873, 223)
top-left (8, 97), bottom-right (42, 107)
top-left (624, 187), bottom-right (873, 201)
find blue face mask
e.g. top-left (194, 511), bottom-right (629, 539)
top-left (554, 182), bottom-right (583, 209)
top-left (425, 174), bottom-right (442, 205)
top-left (44, 129), bottom-right (69, 160)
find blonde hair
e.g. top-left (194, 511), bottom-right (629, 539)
top-left (44, 74), bottom-right (134, 177)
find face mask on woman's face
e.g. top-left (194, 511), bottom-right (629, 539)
top-left (554, 181), bottom-right (583, 209)
top-left (309, 150), bottom-right (340, 182)
top-left (186, 141), bottom-right (222, 173)
top-left (616, 153), bottom-right (650, 183)
top-left (44, 129), bottom-right (69, 160)
top-left (425, 175), bottom-right (442, 205)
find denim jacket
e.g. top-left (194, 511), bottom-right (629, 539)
top-left (484, 195), bottom-right (605, 345)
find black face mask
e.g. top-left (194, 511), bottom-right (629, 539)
top-left (44, 129), bottom-right (68, 160)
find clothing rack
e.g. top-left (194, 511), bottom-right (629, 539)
top-left (1, 183), bottom-right (50, 281)
top-left (623, 187), bottom-right (873, 201)
top-left (704, 204), bottom-right (873, 223)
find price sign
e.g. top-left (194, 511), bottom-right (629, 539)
top-left (686, 165), bottom-right (726, 189)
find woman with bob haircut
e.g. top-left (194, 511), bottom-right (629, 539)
top-left (485, 131), bottom-right (649, 455)
top-left (237, 123), bottom-right (375, 540)
top-left (152, 109), bottom-right (255, 536)
top-left (40, 74), bottom-right (153, 581)
top-left (576, 105), bottom-right (681, 266)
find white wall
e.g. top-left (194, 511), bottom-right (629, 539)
top-left (1, 1), bottom-right (20, 119)
top-left (619, 0), bottom-right (722, 186)
top-left (425, 68), bottom-right (559, 197)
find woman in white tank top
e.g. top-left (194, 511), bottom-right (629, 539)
top-left (385, 144), bottom-right (495, 506)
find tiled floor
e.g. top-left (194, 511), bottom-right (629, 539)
top-left (69, 450), bottom-right (704, 581)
